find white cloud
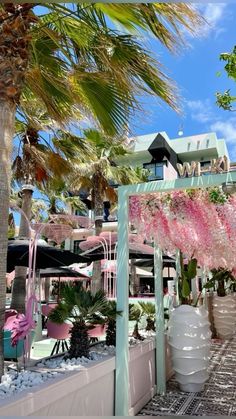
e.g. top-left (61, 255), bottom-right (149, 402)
top-left (197, 3), bottom-right (228, 38)
top-left (186, 99), bottom-right (216, 123)
top-left (211, 118), bottom-right (236, 160)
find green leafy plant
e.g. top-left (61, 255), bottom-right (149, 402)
top-left (138, 301), bottom-right (169, 332)
top-left (138, 301), bottom-right (156, 332)
top-left (178, 252), bottom-right (198, 305)
top-left (216, 46), bottom-right (236, 111)
top-left (49, 283), bottom-right (109, 359)
top-left (100, 300), bottom-right (122, 347)
top-left (129, 303), bottom-right (144, 340)
top-left (204, 268), bottom-right (236, 297)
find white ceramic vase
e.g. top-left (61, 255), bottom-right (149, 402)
top-left (167, 305), bottom-right (211, 392)
top-left (213, 295), bottom-right (236, 339)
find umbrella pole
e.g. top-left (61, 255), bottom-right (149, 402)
top-left (58, 277), bottom-right (61, 303)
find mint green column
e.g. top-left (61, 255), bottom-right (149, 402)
top-left (154, 242), bottom-right (166, 395)
top-left (175, 249), bottom-right (180, 306)
top-left (115, 186), bottom-right (130, 416)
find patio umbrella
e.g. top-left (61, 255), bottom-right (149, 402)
top-left (134, 255), bottom-right (176, 268)
top-left (39, 266), bottom-right (90, 303)
top-left (7, 239), bottom-right (90, 273)
top-left (80, 242), bottom-right (154, 261)
top-left (39, 266), bottom-right (89, 279)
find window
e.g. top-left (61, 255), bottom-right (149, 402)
top-left (206, 139), bottom-right (210, 148)
top-left (200, 161), bottom-right (210, 168)
top-left (143, 162), bottom-right (164, 181)
top-left (187, 142), bottom-right (191, 151)
top-left (197, 140), bottom-right (200, 150)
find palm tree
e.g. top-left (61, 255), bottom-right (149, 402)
top-left (103, 300), bottom-right (122, 347)
top-left (129, 303), bottom-right (144, 340)
top-left (0, 2), bottom-right (204, 376)
top-left (49, 283), bottom-right (109, 359)
top-left (10, 121), bottom-right (93, 313)
top-left (139, 301), bottom-right (156, 332)
top-left (69, 129), bottom-right (148, 293)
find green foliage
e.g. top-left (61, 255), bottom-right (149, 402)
top-left (49, 283), bottom-right (108, 326)
top-left (208, 187), bottom-right (228, 204)
top-left (129, 303), bottom-right (142, 322)
top-left (203, 268), bottom-right (236, 297)
top-left (178, 252), bottom-right (197, 304)
top-left (216, 46), bottom-right (236, 112)
top-left (8, 213), bottom-right (15, 239)
top-left (138, 301), bottom-right (156, 332)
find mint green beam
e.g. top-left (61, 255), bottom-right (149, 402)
top-left (115, 171), bottom-right (236, 415)
top-left (115, 187), bottom-right (129, 416)
top-left (117, 172), bottom-right (236, 196)
top-left (154, 243), bottom-right (166, 394)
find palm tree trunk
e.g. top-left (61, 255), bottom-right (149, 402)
top-left (0, 102), bottom-right (16, 377)
top-left (130, 259), bottom-right (139, 296)
top-left (10, 187), bottom-right (33, 313)
top-left (91, 175), bottom-right (103, 295)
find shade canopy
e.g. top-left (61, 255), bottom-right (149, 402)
top-left (81, 242), bottom-right (154, 261)
top-left (134, 255), bottom-right (176, 268)
top-left (7, 240), bottom-right (89, 273)
top-left (39, 266), bottom-right (89, 279)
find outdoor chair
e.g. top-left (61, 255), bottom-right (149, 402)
top-left (46, 320), bottom-right (71, 356)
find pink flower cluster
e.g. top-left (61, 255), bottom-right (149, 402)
top-left (129, 189), bottom-right (236, 270)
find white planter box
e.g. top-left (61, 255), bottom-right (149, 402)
top-left (0, 337), bottom-right (173, 416)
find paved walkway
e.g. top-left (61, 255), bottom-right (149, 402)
top-left (138, 337), bottom-right (236, 416)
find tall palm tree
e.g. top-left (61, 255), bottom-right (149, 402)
top-left (0, 2), bottom-right (204, 376)
top-left (69, 129), bottom-right (148, 293)
top-left (10, 121), bottom-right (93, 313)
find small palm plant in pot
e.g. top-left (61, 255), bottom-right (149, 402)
top-left (138, 301), bottom-right (169, 333)
top-left (49, 283), bottom-right (109, 359)
top-left (138, 301), bottom-right (156, 332)
top-left (129, 303), bottom-right (144, 340)
top-left (204, 268), bottom-right (236, 339)
top-left (167, 253), bottom-right (211, 392)
top-left (102, 300), bottom-right (122, 347)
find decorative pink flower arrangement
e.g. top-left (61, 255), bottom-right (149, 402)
top-left (129, 188), bottom-right (236, 270)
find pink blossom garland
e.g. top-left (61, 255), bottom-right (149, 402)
top-left (129, 189), bottom-right (236, 270)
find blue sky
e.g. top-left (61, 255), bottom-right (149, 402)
top-left (130, 3), bottom-right (236, 161)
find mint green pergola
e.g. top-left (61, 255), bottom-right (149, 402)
top-left (115, 171), bottom-right (236, 416)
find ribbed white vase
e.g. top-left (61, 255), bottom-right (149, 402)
top-left (213, 295), bottom-right (236, 339)
top-left (167, 305), bottom-right (211, 392)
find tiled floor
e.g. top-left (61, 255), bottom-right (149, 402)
top-left (138, 337), bottom-right (236, 416)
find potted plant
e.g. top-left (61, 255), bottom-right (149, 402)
top-left (49, 283), bottom-right (109, 359)
top-left (129, 303), bottom-right (144, 340)
top-left (167, 254), bottom-right (211, 392)
top-left (103, 300), bottom-right (122, 347)
top-left (204, 268), bottom-right (236, 339)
